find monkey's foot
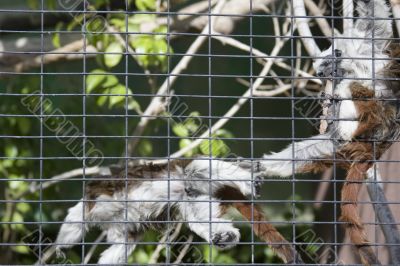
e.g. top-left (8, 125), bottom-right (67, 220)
top-left (254, 175), bottom-right (263, 198)
top-left (211, 230), bottom-right (240, 249)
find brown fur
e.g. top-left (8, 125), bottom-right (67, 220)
top-left (85, 160), bottom-right (193, 210)
top-left (300, 58), bottom-right (400, 264)
top-left (216, 186), bottom-right (303, 264)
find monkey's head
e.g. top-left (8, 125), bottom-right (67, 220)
top-left (313, 47), bottom-right (346, 83)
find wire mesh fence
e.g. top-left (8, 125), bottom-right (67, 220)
top-left (1, 0), bottom-right (400, 265)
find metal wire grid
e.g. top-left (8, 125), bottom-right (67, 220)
top-left (1, 0), bottom-right (400, 265)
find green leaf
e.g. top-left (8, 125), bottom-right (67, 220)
top-left (104, 42), bottom-right (123, 68)
top-left (97, 95), bottom-right (108, 107)
top-left (128, 14), bottom-right (156, 25)
top-left (215, 254), bottom-right (236, 263)
top-left (215, 129), bottom-right (234, 138)
top-left (179, 139), bottom-right (196, 157)
top-left (86, 69), bottom-right (107, 93)
top-left (103, 75), bottom-right (119, 88)
top-left (133, 249), bottom-right (150, 264)
top-left (108, 84), bottom-right (128, 108)
top-left (127, 98), bottom-right (141, 113)
top-left (138, 139), bottom-right (153, 156)
top-left (199, 139), bottom-right (229, 157)
top-left (16, 202), bottom-right (31, 214)
top-left (110, 18), bottom-right (126, 28)
top-left (203, 246), bottom-right (218, 263)
top-left (52, 22), bottom-right (63, 48)
top-left (5, 145), bottom-right (18, 158)
top-left (12, 245), bottom-right (30, 254)
top-left (172, 123), bottom-right (189, 137)
top-left (135, 0), bottom-right (156, 11)
top-left (28, 0), bottom-right (39, 9)
top-left (17, 117), bottom-right (31, 135)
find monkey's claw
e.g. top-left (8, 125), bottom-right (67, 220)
top-left (211, 231), bottom-right (240, 249)
top-left (254, 175), bottom-right (263, 198)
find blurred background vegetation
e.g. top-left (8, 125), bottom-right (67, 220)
top-left (0, 0), bottom-right (343, 264)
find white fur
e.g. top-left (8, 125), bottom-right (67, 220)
top-left (265, 0), bottom-right (393, 178)
top-left (55, 158), bottom-right (255, 264)
top-left (263, 134), bottom-right (334, 177)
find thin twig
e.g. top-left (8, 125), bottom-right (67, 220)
top-left (148, 223), bottom-right (183, 263)
top-left (84, 231), bottom-right (107, 264)
top-left (313, 167), bottom-right (333, 210)
top-left (125, 0), bottom-right (228, 157)
top-left (366, 167), bottom-right (400, 265)
top-left (304, 0), bottom-right (334, 38)
top-left (172, 234), bottom-right (194, 264)
top-left (391, 0), bottom-right (400, 35)
top-left (211, 34), bottom-right (321, 85)
top-left (12, 40), bottom-right (96, 72)
top-left (159, 30), bottom-right (291, 162)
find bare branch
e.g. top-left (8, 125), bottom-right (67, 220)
top-left (125, 0), bottom-right (228, 157)
top-left (293, 0), bottom-right (321, 56)
top-left (160, 30), bottom-right (291, 162)
top-left (366, 168), bottom-right (400, 265)
top-left (172, 234), bottom-right (194, 264)
top-left (212, 34), bottom-right (322, 85)
top-left (8, 40), bottom-right (96, 73)
top-left (391, 0), bottom-right (400, 35)
top-left (304, 0), bottom-right (334, 38)
top-left (173, 0), bottom-right (275, 34)
top-left (148, 223), bottom-right (183, 264)
top-left (313, 168), bottom-right (333, 209)
top-left (84, 232), bottom-right (108, 264)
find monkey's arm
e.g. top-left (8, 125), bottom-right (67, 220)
top-left (261, 134), bottom-right (334, 178)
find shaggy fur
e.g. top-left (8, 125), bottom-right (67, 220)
top-left (262, 0), bottom-right (400, 264)
top-left (55, 159), bottom-right (302, 264)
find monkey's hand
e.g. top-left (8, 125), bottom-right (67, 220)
top-left (234, 159), bottom-right (265, 198)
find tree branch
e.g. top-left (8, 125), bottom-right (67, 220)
top-left (293, 0), bottom-right (321, 56)
top-left (366, 168), bottom-right (400, 265)
top-left (124, 0), bottom-right (228, 158)
top-left (11, 40), bottom-right (96, 73)
top-left (391, 0), bottom-right (400, 35)
top-left (158, 29), bottom-right (292, 162)
top-left (304, 0), bottom-right (334, 38)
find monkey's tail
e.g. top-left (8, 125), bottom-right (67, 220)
top-left (340, 163), bottom-right (381, 266)
top-left (233, 202), bottom-right (303, 264)
top-left (55, 201), bottom-right (88, 252)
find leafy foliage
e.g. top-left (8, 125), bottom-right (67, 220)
top-left (0, 0), bottom-right (320, 264)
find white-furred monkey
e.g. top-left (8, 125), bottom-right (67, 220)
top-left (261, 0), bottom-right (400, 264)
top-left (55, 159), bottom-right (303, 264)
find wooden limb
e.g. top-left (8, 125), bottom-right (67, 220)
top-left (340, 163), bottom-right (381, 266)
top-left (124, 0), bottom-right (228, 158)
top-left (366, 168), bottom-right (400, 265)
top-left (233, 202), bottom-right (304, 264)
top-left (176, 0), bottom-right (276, 34)
top-left (391, 0), bottom-right (400, 35)
top-left (293, 0), bottom-right (321, 56)
top-left (304, 0), bottom-right (334, 38)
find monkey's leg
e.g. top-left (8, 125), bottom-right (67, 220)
top-left (180, 194), bottom-right (240, 249)
top-left (262, 134), bottom-right (334, 177)
top-left (233, 202), bottom-right (303, 264)
top-left (98, 227), bottom-right (138, 264)
top-left (340, 163), bottom-right (381, 266)
top-left (187, 159), bottom-right (262, 198)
